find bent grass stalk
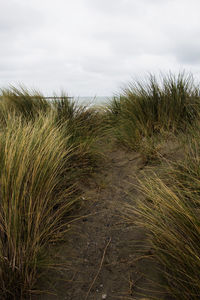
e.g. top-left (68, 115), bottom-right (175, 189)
top-left (129, 150), bottom-right (200, 298)
top-left (0, 114), bottom-right (75, 297)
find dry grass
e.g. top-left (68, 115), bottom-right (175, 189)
top-left (0, 113), bottom-right (77, 298)
top-left (0, 86), bottom-right (50, 123)
top-left (107, 72), bottom-right (200, 154)
top-left (125, 121), bottom-right (200, 299)
top-left (0, 87), bottom-right (106, 298)
top-left (3, 74), bottom-right (200, 299)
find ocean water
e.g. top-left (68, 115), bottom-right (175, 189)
top-left (75, 96), bottom-right (111, 106)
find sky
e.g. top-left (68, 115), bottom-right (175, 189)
top-left (1, 0), bottom-right (200, 97)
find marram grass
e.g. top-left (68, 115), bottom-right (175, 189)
top-left (53, 95), bottom-right (106, 178)
top-left (2, 73), bottom-right (200, 299)
top-left (0, 114), bottom-right (75, 298)
top-left (0, 86), bottom-right (51, 122)
top-left (0, 87), bottom-right (105, 298)
top-left (127, 123), bottom-right (200, 299)
top-left (107, 72), bottom-right (200, 151)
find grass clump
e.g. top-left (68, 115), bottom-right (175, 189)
top-left (0, 87), bottom-right (104, 179)
top-left (0, 86), bottom-right (50, 123)
top-left (127, 121), bottom-right (200, 299)
top-left (0, 86), bottom-right (105, 298)
top-left (0, 114), bottom-right (75, 298)
top-left (53, 96), bottom-right (106, 178)
top-left (107, 72), bottom-right (200, 152)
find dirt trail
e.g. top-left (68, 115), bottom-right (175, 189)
top-left (35, 146), bottom-right (170, 300)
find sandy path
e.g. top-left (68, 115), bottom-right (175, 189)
top-left (35, 147), bottom-right (168, 300)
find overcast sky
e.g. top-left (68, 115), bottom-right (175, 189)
top-left (1, 0), bottom-right (200, 96)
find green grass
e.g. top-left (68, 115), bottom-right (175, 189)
top-left (0, 88), bottom-right (105, 179)
top-left (0, 87), bottom-right (105, 298)
top-left (125, 118), bottom-right (200, 299)
top-left (109, 73), bottom-right (200, 298)
top-left (0, 114), bottom-right (75, 298)
top-left (2, 72), bottom-right (200, 299)
top-left (107, 72), bottom-right (200, 152)
top-left (0, 86), bottom-right (50, 123)
top-left (52, 95), bottom-right (106, 180)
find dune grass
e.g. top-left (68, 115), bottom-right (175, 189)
top-left (107, 73), bottom-right (200, 298)
top-left (53, 96), bottom-right (105, 178)
top-left (125, 115), bottom-right (200, 299)
top-left (0, 87), bottom-right (105, 298)
top-left (0, 114), bottom-right (76, 298)
top-left (107, 72), bottom-right (200, 152)
top-left (0, 87), bottom-right (105, 178)
top-left (0, 86), bottom-right (50, 123)
top-left (2, 72), bottom-right (200, 299)
top-left (132, 161), bottom-right (200, 298)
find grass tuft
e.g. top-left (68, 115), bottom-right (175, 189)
top-left (107, 72), bottom-right (200, 152)
top-left (0, 86), bottom-right (50, 123)
top-left (0, 114), bottom-right (76, 298)
top-left (127, 120), bottom-right (200, 299)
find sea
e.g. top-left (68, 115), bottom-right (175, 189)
top-left (74, 96), bottom-right (111, 107)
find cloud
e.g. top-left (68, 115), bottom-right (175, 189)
top-left (0, 1), bottom-right (43, 33)
top-left (1, 0), bottom-right (200, 96)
